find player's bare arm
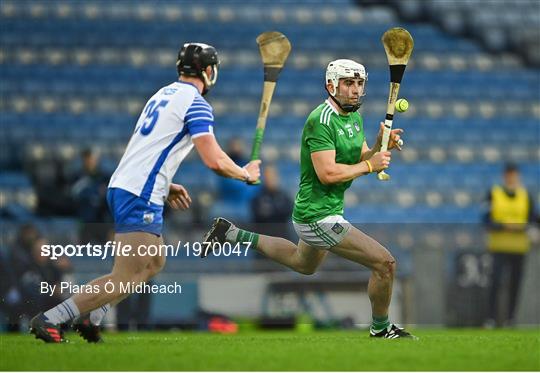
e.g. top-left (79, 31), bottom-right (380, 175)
top-left (311, 149), bottom-right (390, 185)
top-left (193, 134), bottom-right (261, 183)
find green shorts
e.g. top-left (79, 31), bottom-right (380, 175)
top-left (293, 215), bottom-right (351, 250)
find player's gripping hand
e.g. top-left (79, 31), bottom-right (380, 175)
top-left (377, 122), bottom-right (404, 151)
top-left (244, 160), bottom-right (262, 184)
top-left (368, 151), bottom-right (392, 172)
top-left (167, 183), bottom-right (192, 210)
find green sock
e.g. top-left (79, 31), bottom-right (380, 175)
top-left (235, 229), bottom-right (260, 249)
top-left (371, 315), bottom-right (390, 332)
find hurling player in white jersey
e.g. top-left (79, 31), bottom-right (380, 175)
top-left (30, 43), bottom-right (261, 343)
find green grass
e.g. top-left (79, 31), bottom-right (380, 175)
top-left (1, 329), bottom-right (539, 371)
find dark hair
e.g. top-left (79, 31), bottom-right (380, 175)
top-left (81, 148), bottom-right (93, 158)
top-left (504, 162), bottom-right (518, 174)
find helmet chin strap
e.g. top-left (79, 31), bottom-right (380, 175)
top-left (200, 66), bottom-right (218, 96)
top-left (327, 88), bottom-right (362, 113)
top-left (200, 71), bottom-right (211, 96)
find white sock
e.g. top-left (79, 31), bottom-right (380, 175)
top-left (43, 298), bottom-right (80, 325)
top-left (89, 304), bottom-right (110, 326)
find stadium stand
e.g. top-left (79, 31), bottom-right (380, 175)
top-left (0, 0), bottom-right (539, 325)
top-left (393, 0), bottom-right (540, 66)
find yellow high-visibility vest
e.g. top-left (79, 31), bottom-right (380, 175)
top-left (487, 185), bottom-right (530, 254)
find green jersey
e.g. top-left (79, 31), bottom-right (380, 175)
top-left (292, 100), bottom-right (365, 223)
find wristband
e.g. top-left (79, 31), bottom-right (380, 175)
top-left (365, 160), bottom-right (373, 173)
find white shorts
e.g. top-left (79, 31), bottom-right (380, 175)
top-left (293, 215), bottom-right (351, 250)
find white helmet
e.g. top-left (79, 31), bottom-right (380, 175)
top-left (325, 59), bottom-right (367, 112)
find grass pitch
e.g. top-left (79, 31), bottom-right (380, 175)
top-left (1, 329), bottom-right (539, 371)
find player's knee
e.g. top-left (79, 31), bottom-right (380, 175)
top-left (112, 263), bottom-right (146, 279)
top-left (295, 260), bottom-right (320, 275)
top-left (373, 254), bottom-right (396, 279)
top-left (146, 257), bottom-right (165, 279)
top-left (108, 271), bottom-right (131, 284)
top-left (147, 263), bottom-right (164, 279)
top-left (387, 259), bottom-right (397, 275)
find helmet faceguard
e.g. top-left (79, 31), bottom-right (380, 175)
top-left (325, 59), bottom-right (368, 112)
top-left (177, 43), bottom-right (220, 95)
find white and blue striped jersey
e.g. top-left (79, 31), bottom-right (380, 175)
top-left (109, 81), bottom-right (214, 205)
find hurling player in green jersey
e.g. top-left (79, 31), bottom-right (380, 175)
top-left (204, 59), bottom-right (416, 339)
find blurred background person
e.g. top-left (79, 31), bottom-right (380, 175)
top-left (251, 165), bottom-right (293, 240)
top-left (0, 224), bottom-right (71, 331)
top-left (484, 163), bottom-right (537, 328)
top-left (0, 257), bottom-right (24, 331)
top-left (115, 289), bottom-right (153, 331)
top-left (71, 148), bottom-right (112, 245)
top-left (30, 156), bottom-right (75, 217)
top-left (1, 224), bottom-right (42, 331)
top-left (217, 138), bottom-right (259, 211)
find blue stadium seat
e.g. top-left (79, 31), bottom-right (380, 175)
top-left (1, 0), bottom-right (538, 240)
top-left (0, 171), bottom-right (32, 188)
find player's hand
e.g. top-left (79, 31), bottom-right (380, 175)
top-left (377, 122), bottom-right (404, 151)
top-left (167, 183), bottom-right (192, 210)
top-left (244, 160), bottom-right (261, 184)
top-left (368, 151), bottom-right (391, 172)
